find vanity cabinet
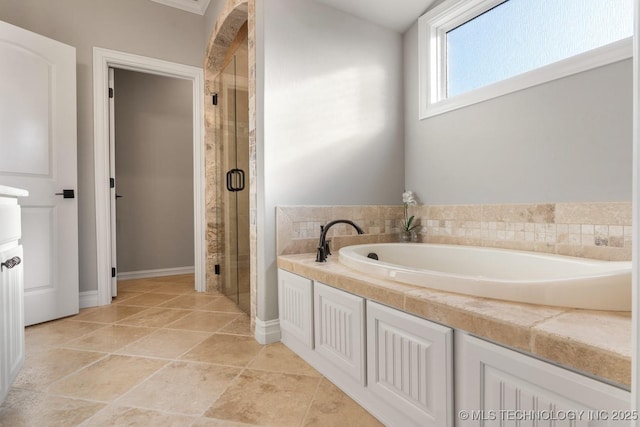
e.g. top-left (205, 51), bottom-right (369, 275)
top-left (0, 189), bottom-right (26, 405)
top-left (455, 332), bottom-right (631, 427)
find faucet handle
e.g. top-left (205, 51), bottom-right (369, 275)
top-left (324, 239), bottom-right (331, 256)
top-left (316, 246), bottom-right (326, 262)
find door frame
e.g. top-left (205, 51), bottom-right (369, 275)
top-left (93, 47), bottom-right (206, 305)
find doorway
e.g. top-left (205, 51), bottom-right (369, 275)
top-left (111, 69), bottom-right (194, 285)
top-left (93, 47), bottom-right (206, 306)
top-left (216, 23), bottom-right (250, 314)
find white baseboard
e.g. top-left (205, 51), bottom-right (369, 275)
top-left (254, 317), bottom-right (281, 344)
top-left (118, 266), bottom-right (195, 280)
top-left (79, 290), bottom-right (99, 308)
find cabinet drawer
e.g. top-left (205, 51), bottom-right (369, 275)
top-left (0, 203), bottom-right (21, 246)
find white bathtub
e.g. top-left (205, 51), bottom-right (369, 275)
top-left (338, 243), bottom-right (632, 311)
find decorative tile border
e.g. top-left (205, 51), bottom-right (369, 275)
top-left (277, 202), bottom-right (632, 261)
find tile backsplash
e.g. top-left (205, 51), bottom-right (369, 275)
top-left (277, 202), bottom-right (631, 261)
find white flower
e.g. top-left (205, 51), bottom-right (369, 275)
top-left (401, 190), bottom-right (419, 233)
top-left (402, 190), bottom-right (417, 206)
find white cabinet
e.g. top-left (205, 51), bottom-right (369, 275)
top-left (278, 269), bottom-right (313, 353)
top-left (277, 269), bottom-right (454, 426)
top-left (314, 281), bottom-right (366, 386)
top-left (0, 190), bottom-right (26, 405)
top-left (367, 301), bottom-right (453, 427)
top-left (278, 268), bottom-right (632, 427)
top-left (455, 332), bottom-right (631, 427)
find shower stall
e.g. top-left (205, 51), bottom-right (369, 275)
top-left (215, 24), bottom-right (250, 314)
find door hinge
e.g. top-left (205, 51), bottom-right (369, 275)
top-left (212, 94), bottom-right (218, 106)
top-left (111, 267), bottom-right (116, 278)
top-left (109, 87), bottom-right (114, 98)
top-left (110, 178), bottom-right (115, 188)
top-left (214, 264), bottom-right (220, 275)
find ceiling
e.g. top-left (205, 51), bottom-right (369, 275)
top-left (313, 0), bottom-right (436, 33)
top-left (150, 0), bottom-right (211, 15)
top-left (149, 0), bottom-right (435, 33)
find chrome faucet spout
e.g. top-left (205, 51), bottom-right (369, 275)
top-left (316, 220), bottom-right (364, 262)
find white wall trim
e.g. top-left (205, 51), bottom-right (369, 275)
top-left (93, 47), bottom-right (206, 306)
top-left (118, 266), bottom-right (195, 281)
top-left (79, 291), bottom-right (98, 309)
top-left (254, 317), bottom-right (281, 345)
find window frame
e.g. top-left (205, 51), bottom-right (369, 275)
top-left (418, 0), bottom-right (633, 119)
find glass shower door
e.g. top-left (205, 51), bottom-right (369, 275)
top-left (218, 37), bottom-right (250, 314)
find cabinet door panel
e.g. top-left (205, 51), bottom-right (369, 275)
top-left (314, 281), bottom-right (365, 385)
top-left (456, 333), bottom-right (630, 427)
top-left (0, 245), bottom-right (25, 404)
top-left (367, 301), bottom-right (453, 427)
top-left (278, 270), bottom-right (313, 348)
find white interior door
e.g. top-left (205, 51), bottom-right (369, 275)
top-left (108, 67), bottom-right (117, 298)
top-left (0, 21), bottom-right (79, 326)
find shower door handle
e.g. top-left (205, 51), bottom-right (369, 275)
top-left (226, 169), bottom-right (245, 192)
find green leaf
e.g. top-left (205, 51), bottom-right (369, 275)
top-left (406, 216), bottom-right (414, 229)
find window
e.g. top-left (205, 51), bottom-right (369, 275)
top-left (418, 0), bottom-right (633, 119)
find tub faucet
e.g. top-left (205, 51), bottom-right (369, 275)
top-left (316, 220), bottom-right (365, 262)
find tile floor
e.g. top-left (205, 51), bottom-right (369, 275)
top-left (0, 275), bottom-right (383, 426)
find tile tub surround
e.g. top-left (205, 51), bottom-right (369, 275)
top-left (277, 201), bottom-right (632, 261)
top-left (277, 254), bottom-right (632, 389)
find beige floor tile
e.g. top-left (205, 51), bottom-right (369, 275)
top-left (118, 361), bottom-right (241, 416)
top-left (192, 417), bottom-right (260, 426)
top-left (116, 307), bottom-right (191, 328)
top-left (160, 294), bottom-right (219, 309)
top-left (4, 275), bottom-right (377, 427)
top-left (83, 405), bottom-right (196, 427)
top-left (12, 348), bottom-right (105, 391)
top-left (154, 283), bottom-right (197, 295)
top-left (120, 292), bottom-right (180, 307)
top-left (202, 297), bottom-right (245, 313)
top-left (302, 378), bottom-right (383, 426)
top-left (166, 311), bottom-right (240, 332)
top-left (117, 328), bottom-right (212, 359)
top-left (62, 324), bottom-right (154, 353)
top-left (219, 315), bottom-right (252, 336)
top-left (25, 320), bottom-right (106, 353)
top-left (151, 274), bottom-right (195, 285)
top-left (111, 290), bottom-right (146, 304)
top-left (249, 343), bottom-right (320, 377)
top-left (0, 388), bottom-right (105, 426)
top-left (180, 334), bottom-right (263, 367)
top-left (204, 369), bottom-right (321, 427)
top-left (48, 354), bottom-right (167, 402)
top-left (70, 304), bottom-right (149, 323)
top-left (117, 279), bottom-right (158, 292)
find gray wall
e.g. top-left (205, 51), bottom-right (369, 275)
top-left (114, 70), bottom-right (194, 273)
top-left (259, 0), bottom-right (405, 320)
top-left (403, 21), bottom-right (633, 205)
top-left (0, 0), bottom-right (205, 292)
